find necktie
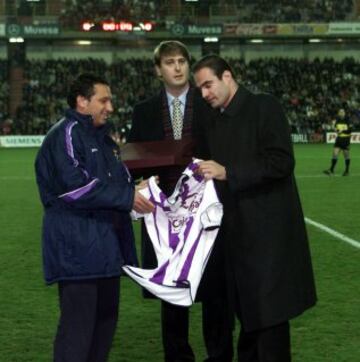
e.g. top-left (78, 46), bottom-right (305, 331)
top-left (172, 98), bottom-right (183, 140)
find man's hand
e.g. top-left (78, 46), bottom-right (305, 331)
top-left (133, 191), bottom-right (154, 214)
top-left (135, 176), bottom-right (159, 192)
top-left (198, 160), bottom-right (227, 181)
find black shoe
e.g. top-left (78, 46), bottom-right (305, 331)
top-left (323, 169), bottom-right (333, 176)
top-left (342, 171), bottom-right (349, 176)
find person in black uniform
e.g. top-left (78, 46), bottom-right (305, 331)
top-left (193, 55), bottom-right (317, 362)
top-left (128, 42), bottom-right (233, 362)
top-left (323, 108), bottom-right (352, 176)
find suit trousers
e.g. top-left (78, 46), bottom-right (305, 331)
top-left (54, 277), bottom-right (120, 362)
top-left (237, 322), bottom-right (291, 362)
top-left (162, 298), bottom-right (234, 362)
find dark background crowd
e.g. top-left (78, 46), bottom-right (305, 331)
top-left (59, 0), bottom-right (161, 30)
top-left (9, 0), bottom-right (357, 28)
top-left (235, 0), bottom-right (355, 23)
top-left (1, 57), bottom-right (359, 139)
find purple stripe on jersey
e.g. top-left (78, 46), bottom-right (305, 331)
top-left (59, 178), bottom-right (99, 201)
top-left (150, 199), bottom-right (162, 248)
top-left (188, 162), bottom-right (198, 172)
top-left (169, 221), bottom-right (180, 251)
top-left (193, 172), bottom-right (203, 183)
top-left (188, 162), bottom-right (204, 182)
top-left (183, 216), bottom-right (194, 241)
top-left (150, 260), bottom-right (169, 284)
top-left (177, 227), bottom-right (203, 282)
top-left (65, 121), bottom-right (79, 167)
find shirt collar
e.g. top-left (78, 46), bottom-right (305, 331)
top-left (65, 108), bottom-right (111, 136)
top-left (166, 87), bottom-right (189, 106)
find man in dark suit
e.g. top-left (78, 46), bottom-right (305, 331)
top-left (193, 55), bottom-right (317, 362)
top-left (128, 42), bottom-right (233, 362)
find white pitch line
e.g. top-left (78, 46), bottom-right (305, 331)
top-left (297, 173), bottom-right (360, 179)
top-left (305, 217), bottom-right (360, 249)
top-left (0, 176), bottom-right (35, 181)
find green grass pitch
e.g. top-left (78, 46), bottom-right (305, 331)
top-left (0, 145), bottom-right (359, 361)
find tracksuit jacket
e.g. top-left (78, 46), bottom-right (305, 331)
top-left (35, 108), bottom-right (137, 284)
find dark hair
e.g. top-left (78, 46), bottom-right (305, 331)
top-left (153, 40), bottom-right (190, 66)
top-left (192, 54), bottom-right (235, 79)
top-left (67, 73), bottom-right (109, 109)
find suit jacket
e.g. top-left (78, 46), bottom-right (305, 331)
top-left (128, 87), bottom-right (227, 301)
top-left (197, 86), bottom-right (317, 331)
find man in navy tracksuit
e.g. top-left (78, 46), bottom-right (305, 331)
top-left (35, 73), bottom-right (154, 362)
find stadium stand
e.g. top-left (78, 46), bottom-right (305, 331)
top-left (1, 0), bottom-right (359, 139)
top-left (1, 57), bottom-right (359, 137)
top-left (4, 1), bottom-right (356, 24)
top-left (0, 60), bottom-right (10, 134)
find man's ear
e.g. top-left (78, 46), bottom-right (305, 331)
top-left (76, 95), bottom-right (89, 111)
top-left (155, 65), bottom-right (162, 78)
top-left (222, 70), bottom-right (232, 82)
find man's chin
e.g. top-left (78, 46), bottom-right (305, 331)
top-left (209, 100), bottom-right (219, 108)
top-left (93, 118), bottom-right (108, 127)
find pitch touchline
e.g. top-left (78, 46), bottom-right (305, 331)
top-left (1, 174), bottom-right (360, 182)
top-left (305, 217), bottom-right (360, 249)
top-left (297, 174), bottom-right (360, 178)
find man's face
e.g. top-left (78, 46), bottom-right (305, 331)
top-left (194, 67), bottom-right (232, 109)
top-left (81, 84), bottom-right (113, 127)
top-left (338, 109), bottom-right (346, 119)
top-left (156, 53), bottom-right (190, 89)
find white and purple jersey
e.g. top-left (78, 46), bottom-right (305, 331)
top-left (123, 160), bottom-right (223, 306)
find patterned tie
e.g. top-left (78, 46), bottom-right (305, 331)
top-left (172, 97), bottom-right (183, 140)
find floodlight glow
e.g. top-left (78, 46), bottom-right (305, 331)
top-left (204, 37), bottom-right (219, 43)
top-left (78, 40), bottom-right (92, 45)
top-left (9, 37), bottom-right (24, 43)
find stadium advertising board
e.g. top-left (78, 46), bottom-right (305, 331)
top-left (326, 132), bottom-right (360, 144)
top-left (277, 23), bottom-right (328, 36)
top-left (0, 24), bottom-right (5, 37)
top-left (6, 24), bottom-right (60, 37)
top-left (291, 134), bottom-right (309, 143)
top-left (223, 23), bottom-right (328, 37)
top-left (223, 24), bottom-right (263, 36)
top-left (328, 23), bottom-right (360, 34)
top-left (291, 133), bottom-right (324, 144)
top-left (171, 24), bottom-right (223, 36)
top-left (0, 136), bottom-right (45, 148)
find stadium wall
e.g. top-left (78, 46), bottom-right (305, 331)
top-left (0, 41), bottom-right (359, 61)
top-left (0, 41), bottom-right (5, 58)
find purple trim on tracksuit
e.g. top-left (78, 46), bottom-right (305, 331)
top-left (65, 120), bottom-right (90, 179)
top-left (59, 120), bottom-right (99, 202)
top-left (65, 121), bottom-right (79, 166)
top-left (59, 178), bottom-right (99, 201)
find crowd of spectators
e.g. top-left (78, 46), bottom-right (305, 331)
top-left (0, 61), bottom-right (10, 134)
top-left (4, 58), bottom-right (161, 138)
top-left (230, 57), bottom-right (360, 134)
top-left (235, 0), bottom-right (354, 23)
top-left (56, 0), bottom-right (355, 29)
top-left (1, 57), bottom-right (359, 140)
top-left (59, 0), bottom-right (162, 30)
